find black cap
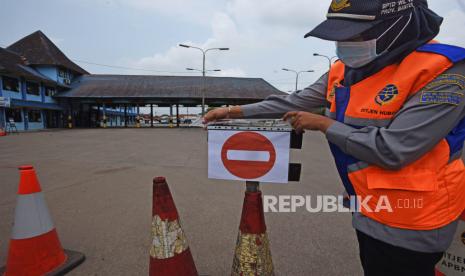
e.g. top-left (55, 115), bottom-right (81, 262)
top-left (305, 0), bottom-right (427, 41)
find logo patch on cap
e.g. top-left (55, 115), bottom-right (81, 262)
top-left (375, 84), bottom-right (398, 106)
top-left (381, 0), bottom-right (415, 16)
top-left (331, 0), bottom-right (351, 12)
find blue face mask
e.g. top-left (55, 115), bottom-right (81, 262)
top-left (335, 14), bottom-right (412, 68)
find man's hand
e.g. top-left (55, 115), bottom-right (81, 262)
top-left (203, 106), bottom-right (243, 124)
top-left (283, 111), bottom-right (335, 134)
top-left (203, 107), bottom-right (229, 124)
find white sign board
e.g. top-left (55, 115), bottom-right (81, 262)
top-left (208, 130), bottom-right (290, 183)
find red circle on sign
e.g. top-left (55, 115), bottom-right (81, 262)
top-left (221, 132), bottom-right (276, 179)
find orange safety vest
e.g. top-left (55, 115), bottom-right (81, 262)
top-left (326, 43), bottom-right (465, 230)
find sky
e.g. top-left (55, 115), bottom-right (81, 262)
top-left (1, 0), bottom-right (465, 114)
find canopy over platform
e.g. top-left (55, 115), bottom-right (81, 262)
top-left (55, 74), bottom-right (287, 107)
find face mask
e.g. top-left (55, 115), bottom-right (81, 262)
top-left (335, 13), bottom-right (412, 68)
top-left (336, 39), bottom-right (378, 68)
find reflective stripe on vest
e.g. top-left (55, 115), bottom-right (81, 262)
top-left (326, 43), bottom-right (465, 230)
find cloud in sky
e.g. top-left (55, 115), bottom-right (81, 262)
top-left (226, 0), bottom-right (327, 29)
top-left (124, 11), bottom-right (245, 77)
top-left (122, 0), bottom-right (333, 90)
top-left (98, 0), bottom-right (223, 26)
top-left (121, 0), bottom-right (465, 92)
top-left (3, 0), bottom-right (463, 93)
top-left (437, 9), bottom-right (465, 46)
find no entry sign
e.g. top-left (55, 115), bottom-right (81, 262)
top-left (208, 130), bottom-right (290, 183)
top-left (222, 132), bottom-right (276, 179)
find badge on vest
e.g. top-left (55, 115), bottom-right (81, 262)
top-left (375, 84), bottom-right (399, 106)
top-left (423, 74), bottom-right (465, 91)
top-left (420, 91), bottom-right (464, 106)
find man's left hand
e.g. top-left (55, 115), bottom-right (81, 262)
top-left (283, 111), bottom-right (335, 134)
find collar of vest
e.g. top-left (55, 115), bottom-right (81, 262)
top-left (416, 43), bottom-right (465, 63)
top-left (328, 43), bottom-right (465, 93)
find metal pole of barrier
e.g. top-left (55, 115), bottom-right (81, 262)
top-left (246, 181), bottom-right (259, 192)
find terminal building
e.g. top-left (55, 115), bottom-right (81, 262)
top-left (0, 31), bottom-right (285, 131)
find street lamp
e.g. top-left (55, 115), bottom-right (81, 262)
top-left (282, 68), bottom-right (314, 91)
top-left (313, 53), bottom-right (338, 70)
top-left (186, 68), bottom-right (221, 117)
top-left (179, 44), bottom-right (229, 116)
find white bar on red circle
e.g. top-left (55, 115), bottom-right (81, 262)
top-left (226, 150), bottom-right (270, 162)
top-left (208, 130), bottom-right (290, 183)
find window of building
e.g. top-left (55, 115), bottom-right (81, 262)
top-left (2, 76), bottom-right (20, 92)
top-left (6, 108), bottom-right (22, 122)
top-left (27, 109), bottom-right (42, 122)
top-left (58, 68), bottom-right (70, 79)
top-left (45, 86), bottom-right (56, 97)
top-left (26, 82), bottom-right (40, 96)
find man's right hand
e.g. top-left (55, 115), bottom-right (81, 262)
top-left (204, 106), bottom-right (244, 124)
top-left (203, 107), bottom-right (229, 124)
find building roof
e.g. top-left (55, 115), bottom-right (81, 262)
top-left (7, 30), bottom-right (89, 75)
top-left (0, 47), bottom-right (57, 85)
top-left (56, 75), bottom-right (286, 103)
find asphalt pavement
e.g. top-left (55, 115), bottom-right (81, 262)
top-left (0, 128), bottom-right (363, 275)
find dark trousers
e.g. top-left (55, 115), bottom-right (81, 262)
top-left (356, 230), bottom-right (444, 276)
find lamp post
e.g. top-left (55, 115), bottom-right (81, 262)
top-left (179, 44), bottom-right (229, 116)
top-left (313, 53), bottom-right (338, 70)
top-left (282, 68), bottom-right (314, 91)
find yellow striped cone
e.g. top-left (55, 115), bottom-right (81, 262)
top-left (149, 177), bottom-right (198, 276)
top-left (231, 190), bottom-right (274, 276)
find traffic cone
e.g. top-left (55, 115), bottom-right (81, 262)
top-left (231, 189), bottom-right (274, 276)
top-left (435, 211), bottom-right (465, 276)
top-left (149, 177), bottom-right (198, 276)
top-left (0, 165), bottom-right (85, 276)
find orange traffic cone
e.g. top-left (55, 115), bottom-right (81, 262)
top-left (0, 165), bottom-right (85, 276)
top-left (435, 211), bottom-right (465, 276)
top-left (231, 184), bottom-right (274, 276)
top-left (149, 177), bottom-right (198, 276)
